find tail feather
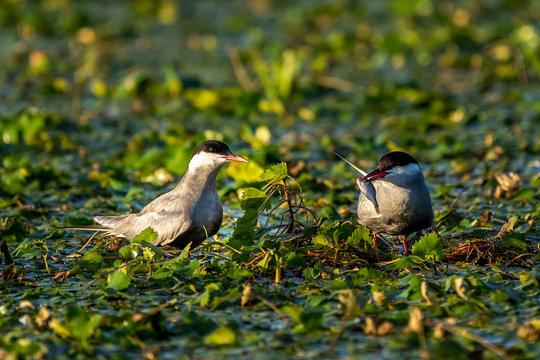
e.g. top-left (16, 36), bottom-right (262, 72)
top-left (61, 214), bottom-right (130, 235)
top-left (60, 224), bottom-right (110, 232)
top-left (93, 214), bottom-right (129, 228)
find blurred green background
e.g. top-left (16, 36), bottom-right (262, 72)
top-left (0, 0), bottom-right (539, 358)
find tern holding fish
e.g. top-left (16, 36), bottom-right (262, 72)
top-left (335, 151), bottom-right (434, 258)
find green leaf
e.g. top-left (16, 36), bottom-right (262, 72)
top-left (304, 263), bottom-right (325, 280)
top-left (347, 226), bottom-right (372, 252)
top-left (318, 206), bottom-right (343, 221)
top-left (12, 239), bottom-right (45, 259)
top-left (390, 255), bottom-right (426, 270)
top-left (107, 270), bottom-right (131, 290)
top-left (285, 251), bottom-right (306, 267)
top-left (227, 265), bottom-right (253, 280)
top-left (260, 162), bottom-right (287, 183)
top-left (77, 249), bottom-right (103, 272)
top-left (240, 187), bottom-right (267, 210)
top-left (131, 227), bottom-right (159, 244)
top-left (203, 326), bottom-right (238, 346)
top-left (349, 268), bottom-right (388, 286)
top-left (119, 245), bottom-right (138, 259)
top-left (229, 188), bottom-right (267, 249)
top-left (299, 308), bottom-right (324, 332)
top-left (141, 242), bottom-right (165, 261)
top-left (282, 305), bottom-right (302, 322)
top-left (518, 271), bottom-right (539, 289)
top-left (312, 234), bottom-right (332, 248)
top-left (151, 266), bottom-right (173, 281)
top-left (256, 252), bottom-right (274, 269)
top-left (283, 306), bottom-right (323, 332)
top-left (65, 305), bottom-right (102, 340)
top-left (399, 274), bottom-right (423, 300)
top-left (197, 283), bottom-right (220, 306)
top-left (179, 312), bottom-right (216, 336)
top-left (411, 232), bottom-right (442, 262)
top-left (502, 232), bottom-right (527, 252)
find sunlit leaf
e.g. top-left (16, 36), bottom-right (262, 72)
top-left (260, 162), bottom-right (287, 183)
top-left (411, 232), bottom-right (442, 262)
top-left (347, 226), bottom-right (372, 252)
top-left (77, 250), bottom-right (103, 272)
top-left (108, 270), bottom-right (131, 290)
top-left (203, 326), bottom-right (238, 346)
top-left (131, 227), bottom-right (159, 244)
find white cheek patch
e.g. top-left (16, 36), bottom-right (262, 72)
top-left (389, 163), bottom-right (421, 176)
top-left (382, 163), bottom-right (422, 185)
top-left (188, 151), bottom-right (226, 172)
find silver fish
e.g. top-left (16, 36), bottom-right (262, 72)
top-left (357, 178), bottom-right (380, 214)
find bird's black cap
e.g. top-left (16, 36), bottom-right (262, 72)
top-left (193, 140), bottom-right (232, 156)
top-left (378, 151), bottom-right (418, 171)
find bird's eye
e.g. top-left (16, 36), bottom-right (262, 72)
top-left (208, 147), bottom-right (215, 153)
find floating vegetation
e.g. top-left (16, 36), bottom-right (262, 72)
top-left (0, 0), bottom-right (539, 359)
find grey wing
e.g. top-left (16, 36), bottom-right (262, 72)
top-left (101, 190), bottom-right (193, 245)
top-left (114, 210), bottom-right (193, 245)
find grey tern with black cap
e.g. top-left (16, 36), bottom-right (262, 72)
top-left (335, 151), bottom-right (434, 258)
top-left (67, 140), bottom-right (248, 250)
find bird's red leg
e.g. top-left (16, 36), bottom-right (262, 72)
top-left (401, 235), bottom-right (409, 255)
top-left (372, 233), bottom-right (379, 260)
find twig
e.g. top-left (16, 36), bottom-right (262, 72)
top-left (262, 174), bottom-right (287, 191)
top-left (312, 74), bottom-right (364, 93)
top-left (245, 253), bottom-right (266, 267)
top-left (505, 253), bottom-right (533, 266)
top-left (53, 270), bottom-right (71, 282)
top-left (328, 318), bottom-right (348, 350)
top-left (290, 204), bottom-right (318, 224)
top-left (258, 185), bottom-right (280, 217)
top-left (46, 253), bottom-right (66, 263)
top-left (263, 200), bottom-right (287, 228)
top-left (435, 191), bottom-right (464, 231)
top-left (83, 258), bottom-right (141, 290)
top-left (439, 322), bottom-right (511, 360)
top-left (76, 231), bottom-right (99, 254)
top-left (0, 240), bottom-right (13, 265)
top-left (283, 179), bottom-right (296, 233)
top-left (255, 294), bottom-right (290, 326)
top-left (103, 256), bottom-right (133, 261)
top-left (141, 261), bottom-right (153, 285)
top-left (226, 46), bottom-right (255, 91)
top-left (43, 254), bottom-right (51, 274)
top-left (207, 251), bottom-right (232, 261)
top-left (377, 234), bottom-right (400, 252)
top-left (203, 240), bottom-right (242, 254)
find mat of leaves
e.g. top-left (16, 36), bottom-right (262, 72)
top-left (1, 0), bottom-right (539, 358)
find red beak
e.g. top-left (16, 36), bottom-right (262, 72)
top-left (361, 168), bottom-right (390, 182)
top-left (223, 153), bottom-right (249, 163)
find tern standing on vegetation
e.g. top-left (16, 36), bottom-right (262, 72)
top-left (335, 151), bottom-right (434, 257)
top-left (67, 140), bottom-right (248, 249)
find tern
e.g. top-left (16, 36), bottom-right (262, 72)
top-left (335, 151), bottom-right (434, 257)
top-left (67, 140), bottom-right (248, 249)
